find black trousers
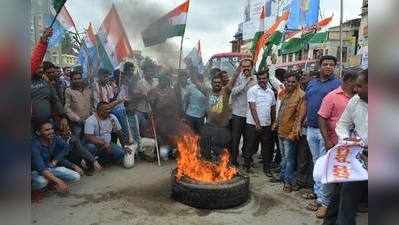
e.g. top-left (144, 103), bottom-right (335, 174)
top-left (200, 124), bottom-right (231, 161)
top-left (230, 115), bottom-right (247, 166)
top-left (67, 136), bottom-right (97, 170)
top-left (185, 115), bottom-right (204, 135)
top-left (272, 130), bottom-right (281, 164)
top-left (323, 181), bottom-right (368, 225)
top-left (296, 135), bottom-right (314, 187)
top-left (243, 124), bottom-right (273, 171)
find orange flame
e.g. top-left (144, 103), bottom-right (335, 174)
top-left (176, 134), bottom-right (238, 183)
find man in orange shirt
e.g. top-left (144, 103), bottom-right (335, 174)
top-left (274, 72), bottom-right (306, 192)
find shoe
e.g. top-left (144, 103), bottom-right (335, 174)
top-left (283, 183), bottom-right (292, 193)
top-left (305, 200), bottom-right (320, 212)
top-left (316, 206), bottom-right (328, 218)
top-left (291, 183), bottom-right (302, 191)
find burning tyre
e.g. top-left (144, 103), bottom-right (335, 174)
top-left (172, 135), bottom-right (250, 209)
top-left (171, 169), bottom-right (250, 209)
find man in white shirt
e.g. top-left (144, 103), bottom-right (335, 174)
top-left (324, 69), bottom-right (368, 225)
top-left (244, 69), bottom-right (276, 177)
top-left (84, 102), bottom-right (129, 165)
top-left (230, 58), bottom-right (256, 167)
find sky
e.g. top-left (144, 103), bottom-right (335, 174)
top-left (66, 0), bottom-right (363, 66)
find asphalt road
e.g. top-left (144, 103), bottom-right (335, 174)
top-left (31, 159), bottom-right (368, 225)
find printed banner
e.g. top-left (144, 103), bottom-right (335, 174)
top-left (314, 144), bottom-right (368, 184)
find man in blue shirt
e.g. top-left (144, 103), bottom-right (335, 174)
top-left (304, 55), bottom-right (341, 218)
top-left (184, 73), bottom-right (208, 134)
top-left (31, 121), bottom-right (81, 193)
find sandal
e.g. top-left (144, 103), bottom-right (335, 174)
top-left (316, 206), bottom-right (328, 218)
top-left (305, 200), bottom-right (320, 212)
top-left (283, 183), bottom-right (292, 193)
top-left (302, 192), bottom-right (317, 200)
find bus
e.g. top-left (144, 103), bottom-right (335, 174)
top-left (206, 52), bottom-right (251, 77)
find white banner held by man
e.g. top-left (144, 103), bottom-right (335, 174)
top-left (314, 144), bottom-right (368, 184)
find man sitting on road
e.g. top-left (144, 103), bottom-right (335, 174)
top-left (84, 102), bottom-right (131, 166)
top-left (31, 121), bottom-right (81, 193)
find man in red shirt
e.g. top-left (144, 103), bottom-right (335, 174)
top-left (314, 68), bottom-right (360, 218)
top-left (31, 28), bottom-right (53, 77)
top-left (318, 68), bottom-right (360, 150)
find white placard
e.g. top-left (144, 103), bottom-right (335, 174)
top-left (314, 144), bottom-right (368, 184)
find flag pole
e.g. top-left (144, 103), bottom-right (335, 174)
top-left (178, 0), bottom-right (190, 70)
top-left (178, 36), bottom-right (185, 70)
top-left (339, 0), bottom-right (344, 78)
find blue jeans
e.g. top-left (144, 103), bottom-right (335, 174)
top-left (127, 113), bottom-right (142, 152)
top-left (111, 105), bottom-right (129, 142)
top-left (31, 167), bottom-right (80, 190)
top-left (307, 127), bottom-right (332, 207)
top-left (279, 137), bottom-right (297, 184)
top-left (85, 143), bottom-right (125, 164)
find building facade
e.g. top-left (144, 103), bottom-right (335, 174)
top-left (327, 18), bottom-right (361, 67)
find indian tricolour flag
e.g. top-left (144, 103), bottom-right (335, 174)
top-left (253, 11), bottom-right (289, 71)
top-left (142, 0), bottom-right (190, 47)
top-left (49, 0), bottom-right (76, 31)
top-left (97, 5), bottom-right (133, 70)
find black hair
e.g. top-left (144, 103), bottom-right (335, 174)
top-left (275, 68), bottom-right (286, 82)
top-left (33, 119), bottom-right (53, 133)
top-left (319, 55), bottom-right (337, 65)
top-left (284, 71), bottom-right (300, 81)
top-left (209, 68), bottom-right (221, 78)
top-left (342, 68), bottom-right (361, 82)
top-left (254, 68), bottom-right (269, 78)
top-left (69, 69), bottom-right (82, 78)
top-left (359, 68), bottom-right (368, 83)
top-left (42, 61), bottom-right (55, 71)
top-left (123, 62), bottom-right (135, 72)
top-left (211, 71), bottom-right (223, 82)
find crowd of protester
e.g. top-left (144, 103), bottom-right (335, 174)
top-left (31, 28), bottom-right (368, 225)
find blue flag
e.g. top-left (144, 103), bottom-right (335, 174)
top-left (286, 0), bottom-right (320, 30)
top-left (43, 15), bottom-right (66, 48)
top-left (79, 45), bottom-right (98, 80)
